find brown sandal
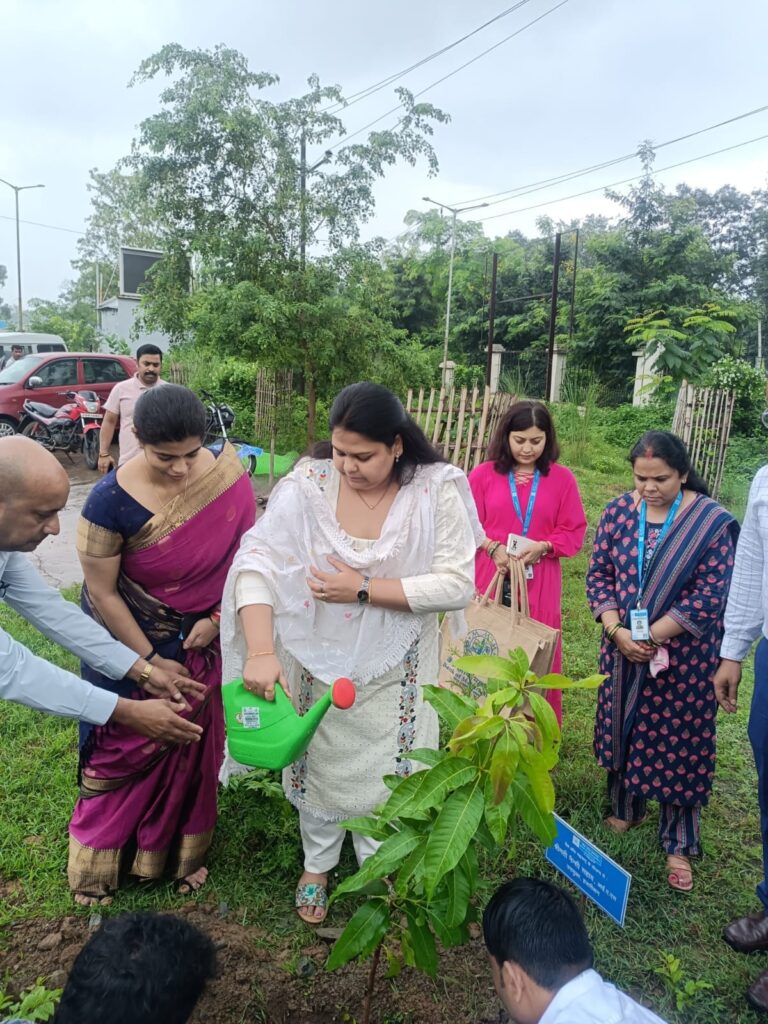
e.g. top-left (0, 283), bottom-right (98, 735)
top-left (666, 854), bottom-right (693, 892)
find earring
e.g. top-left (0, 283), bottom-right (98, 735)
top-left (395, 453), bottom-right (401, 463)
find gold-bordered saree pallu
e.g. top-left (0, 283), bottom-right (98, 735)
top-left (68, 443), bottom-right (255, 896)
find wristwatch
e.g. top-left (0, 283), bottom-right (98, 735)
top-left (357, 575), bottom-right (371, 604)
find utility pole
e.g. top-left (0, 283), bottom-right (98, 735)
top-left (422, 196), bottom-right (489, 387)
top-left (485, 252), bottom-right (498, 388)
top-left (568, 228), bottom-right (579, 340)
top-left (298, 133), bottom-right (332, 269)
top-left (545, 231), bottom-right (562, 402)
top-left (757, 318), bottom-right (763, 370)
top-left (0, 177), bottom-right (45, 331)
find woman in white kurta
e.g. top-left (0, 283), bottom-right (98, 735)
top-left (221, 383), bottom-right (480, 924)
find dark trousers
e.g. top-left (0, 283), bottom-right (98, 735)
top-left (750, 638), bottom-right (768, 911)
top-left (607, 771), bottom-right (702, 857)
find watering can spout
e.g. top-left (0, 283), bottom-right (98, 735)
top-left (222, 676), bottom-right (356, 771)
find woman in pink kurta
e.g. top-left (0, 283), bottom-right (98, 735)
top-left (469, 401), bottom-right (587, 724)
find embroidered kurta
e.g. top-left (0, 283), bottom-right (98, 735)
top-left (469, 460), bottom-right (587, 721)
top-left (221, 460), bottom-right (479, 823)
top-left (586, 492), bottom-right (738, 809)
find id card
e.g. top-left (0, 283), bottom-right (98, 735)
top-left (629, 608), bottom-right (650, 641)
top-left (525, 565), bottom-right (534, 580)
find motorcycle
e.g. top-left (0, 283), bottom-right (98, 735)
top-left (200, 389), bottom-right (262, 477)
top-left (22, 389), bottom-right (104, 470)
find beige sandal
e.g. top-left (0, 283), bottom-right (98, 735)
top-left (666, 854), bottom-right (693, 892)
top-left (603, 814), bottom-right (647, 834)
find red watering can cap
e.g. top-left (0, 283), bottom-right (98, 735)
top-left (331, 677), bottom-right (356, 709)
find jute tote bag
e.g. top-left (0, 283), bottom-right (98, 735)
top-left (439, 561), bottom-right (559, 694)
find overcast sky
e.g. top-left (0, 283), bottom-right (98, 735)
top-left (2, 0), bottom-right (767, 307)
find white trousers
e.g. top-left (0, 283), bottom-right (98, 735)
top-left (299, 811), bottom-right (381, 873)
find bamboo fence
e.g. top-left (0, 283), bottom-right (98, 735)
top-left (405, 385), bottom-right (516, 472)
top-left (672, 382), bottom-right (735, 499)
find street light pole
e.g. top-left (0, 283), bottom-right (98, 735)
top-left (422, 196), bottom-right (489, 387)
top-left (0, 177), bottom-right (45, 331)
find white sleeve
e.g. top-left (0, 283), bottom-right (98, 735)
top-left (721, 470), bottom-right (767, 661)
top-left (2, 553), bottom-right (138, 680)
top-left (0, 626), bottom-right (118, 723)
top-left (401, 479), bottom-right (477, 614)
top-left (235, 570), bottom-right (274, 610)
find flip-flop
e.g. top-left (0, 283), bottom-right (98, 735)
top-left (73, 892), bottom-right (113, 907)
top-left (295, 881), bottom-right (329, 925)
top-left (603, 815), bottom-right (647, 834)
top-left (666, 855), bottom-right (694, 893)
top-left (175, 869), bottom-right (208, 896)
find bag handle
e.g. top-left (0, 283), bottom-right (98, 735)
top-left (507, 560), bottom-right (531, 624)
top-left (479, 570), bottom-right (506, 607)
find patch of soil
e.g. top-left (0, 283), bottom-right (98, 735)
top-left (0, 902), bottom-right (508, 1024)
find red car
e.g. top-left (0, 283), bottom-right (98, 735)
top-left (0, 352), bottom-right (137, 438)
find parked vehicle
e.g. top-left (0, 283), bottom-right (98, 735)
top-left (0, 352), bottom-right (135, 438)
top-left (201, 389), bottom-right (262, 477)
top-left (0, 332), bottom-right (68, 364)
top-left (22, 389), bottom-right (104, 469)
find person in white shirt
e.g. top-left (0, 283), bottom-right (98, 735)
top-left (0, 434), bottom-right (205, 746)
top-left (483, 878), bottom-right (668, 1024)
top-left (713, 464), bottom-right (768, 1011)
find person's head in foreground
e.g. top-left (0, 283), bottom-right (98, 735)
top-left (53, 912), bottom-right (217, 1024)
top-left (483, 878), bottom-right (593, 1024)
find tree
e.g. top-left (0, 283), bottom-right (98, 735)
top-left (0, 265), bottom-right (12, 324)
top-left (107, 43), bottom-right (448, 438)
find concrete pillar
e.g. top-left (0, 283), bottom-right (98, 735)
top-left (549, 347), bottom-right (567, 403)
top-left (632, 346), bottom-right (660, 406)
top-left (439, 360), bottom-right (456, 388)
top-left (482, 345), bottom-right (506, 392)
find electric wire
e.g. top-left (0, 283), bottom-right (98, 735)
top-left (328, 0), bottom-right (570, 150)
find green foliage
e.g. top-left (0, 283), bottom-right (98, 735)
top-left (624, 303), bottom-right (737, 384)
top-left (326, 649), bottom-right (604, 982)
top-left (654, 952), bottom-right (713, 1014)
top-left (0, 977), bottom-right (62, 1021)
top-left (595, 401), bottom-right (674, 454)
top-left (702, 355), bottom-right (766, 435)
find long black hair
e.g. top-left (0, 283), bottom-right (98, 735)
top-left (328, 382), bottom-right (444, 484)
top-left (487, 400), bottom-right (560, 475)
top-left (629, 430), bottom-right (709, 495)
top-left (133, 384), bottom-right (207, 446)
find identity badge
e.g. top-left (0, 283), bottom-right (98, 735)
top-left (629, 608), bottom-right (650, 641)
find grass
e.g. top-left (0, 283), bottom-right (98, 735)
top-left (1, 426), bottom-right (767, 1022)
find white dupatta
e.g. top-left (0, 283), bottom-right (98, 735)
top-left (221, 459), bottom-right (482, 688)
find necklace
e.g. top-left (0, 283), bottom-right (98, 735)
top-left (152, 474), bottom-right (191, 529)
top-left (354, 480), bottom-right (394, 511)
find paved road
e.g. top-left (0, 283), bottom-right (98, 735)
top-left (30, 452), bottom-right (271, 591)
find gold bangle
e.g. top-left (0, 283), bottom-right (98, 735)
top-left (138, 663), bottom-right (154, 686)
top-left (368, 578), bottom-right (375, 607)
top-left (246, 650), bottom-right (275, 659)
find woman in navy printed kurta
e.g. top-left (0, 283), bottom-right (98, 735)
top-left (586, 431), bottom-right (738, 892)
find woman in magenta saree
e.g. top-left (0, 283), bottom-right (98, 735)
top-left (68, 385), bottom-right (255, 903)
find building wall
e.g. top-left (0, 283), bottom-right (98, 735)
top-left (98, 296), bottom-right (171, 354)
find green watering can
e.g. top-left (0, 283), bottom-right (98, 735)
top-left (222, 676), bottom-right (357, 771)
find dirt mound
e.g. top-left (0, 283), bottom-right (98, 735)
top-left (0, 901), bottom-right (508, 1024)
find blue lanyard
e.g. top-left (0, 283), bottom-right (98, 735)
top-left (508, 469), bottom-right (540, 537)
top-left (637, 491), bottom-right (682, 601)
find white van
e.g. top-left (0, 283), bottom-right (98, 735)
top-left (0, 332), bottom-right (68, 365)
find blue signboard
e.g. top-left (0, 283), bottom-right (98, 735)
top-left (545, 814), bottom-right (631, 927)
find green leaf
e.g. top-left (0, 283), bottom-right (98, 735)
top-left (510, 776), bottom-right (556, 845)
top-left (377, 770), bottom-right (430, 823)
top-left (395, 757), bottom-right (478, 818)
top-left (327, 899), bottom-right (390, 970)
top-left (519, 747), bottom-right (555, 813)
top-left (422, 685), bottom-right (476, 730)
top-left (384, 946), bottom-right (402, 979)
top-left (448, 715), bottom-right (505, 750)
top-left (484, 772), bottom-right (515, 844)
top-left (489, 685), bottom-right (525, 709)
top-left (394, 844), bottom-right (426, 897)
top-left (526, 691), bottom-right (561, 759)
top-left (428, 901), bottom-right (469, 947)
top-left (489, 728), bottom-right (520, 804)
top-left (408, 747), bottom-right (446, 768)
top-left (441, 861), bottom-right (471, 928)
top-left (340, 815), bottom-right (394, 841)
top-left (332, 828), bottom-right (420, 899)
top-left (404, 909), bottom-right (438, 977)
top-left (507, 647), bottom-right (531, 682)
top-left (423, 779), bottom-right (484, 897)
top-left (382, 774), bottom-right (402, 792)
top-left (535, 673), bottom-right (606, 690)
top-left (453, 654), bottom-right (517, 681)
